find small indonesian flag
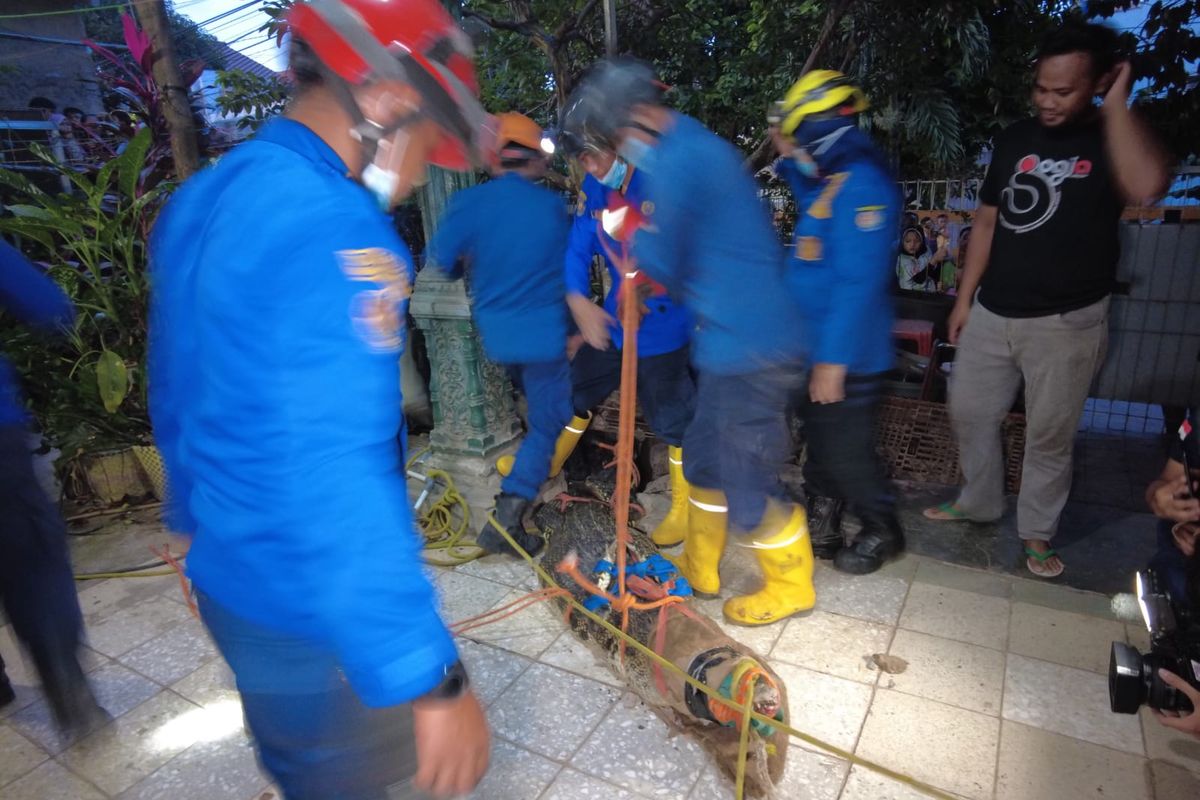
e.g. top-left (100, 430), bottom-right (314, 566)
top-left (1180, 419), bottom-right (1193, 441)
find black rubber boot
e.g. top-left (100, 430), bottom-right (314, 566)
top-left (833, 510), bottom-right (905, 575)
top-left (477, 494), bottom-right (544, 558)
top-left (806, 494), bottom-right (845, 560)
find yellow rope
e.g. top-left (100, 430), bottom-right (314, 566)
top-left (407, 446), bottom-right (485, 566)
top-left (74, 569), bottom-right (176, 580)
top-left (483, 512), bottom-right (957, 800)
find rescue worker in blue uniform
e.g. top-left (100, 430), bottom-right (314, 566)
top-left (509, 126), bottom-right (696, 548)
top-left (148, 2), bottom-right (492, 797)
top-left (0, 240), bottom-right (108, 737)
top-left (562, 58), bottom-right (815, 626)
top-left (771, 71), bottom-right (905, 575)
top-left (426, 112), bottom-right (571, 558)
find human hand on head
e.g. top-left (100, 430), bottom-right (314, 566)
top-left (1101, 61), bottom-right (1133, 111)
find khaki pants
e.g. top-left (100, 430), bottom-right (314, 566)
top-left (949, 297), bottom-right (1109, 541)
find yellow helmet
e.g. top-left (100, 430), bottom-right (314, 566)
top-left (773, 70), bottom-right (868, 137)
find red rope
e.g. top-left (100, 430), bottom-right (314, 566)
top-left (152, 544), bottom-right (198, 619)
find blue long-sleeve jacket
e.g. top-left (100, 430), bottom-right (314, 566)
top-left (777, 148), bottom-right (899, 375)
top-left (631, 113), bottom-right (805, 375)
top-left (426, 172), bottom-right (569, 365)
top-left (566, 172), bottom-right (690, 356)
top-left (148, 119), bottom-right (457, 708)
top-left (0, 240), bottom-right (74, 427)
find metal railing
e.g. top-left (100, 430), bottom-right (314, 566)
top-left (899, 168), bottom-right (1199, 212)
top-left (899, 179), bottom-right (983, 212)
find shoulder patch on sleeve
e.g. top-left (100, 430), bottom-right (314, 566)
top-left (854, 206), bottom-right (886, 231)
top-left (336, 247), bottom-right (411, 352)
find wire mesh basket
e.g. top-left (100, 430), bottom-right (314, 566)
top-left (875, 396), bottom-right (1025, 494)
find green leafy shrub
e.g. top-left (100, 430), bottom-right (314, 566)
top-left (0, 128), bottom-right (170, 465)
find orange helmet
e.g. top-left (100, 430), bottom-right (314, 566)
top-left (494, 112), bottom-right (548, 163)
top-left (286, 0), bottom-right (488, 170)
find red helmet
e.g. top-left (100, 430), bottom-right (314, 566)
top-left (287, 0), bottom-right (488, 170)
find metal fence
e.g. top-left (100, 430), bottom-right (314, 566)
top-left (1097, 222), bottom-right (1200, 407)
top-left (899, 168), bottom-right (1200, 212)
top-left (899, 179), bottom-right (984, 213)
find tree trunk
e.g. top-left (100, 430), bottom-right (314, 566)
top-left (132, 0), bottom-right (200, 180)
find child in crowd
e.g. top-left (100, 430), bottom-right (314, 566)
top-left (896, 226), bottom-right (937, 292)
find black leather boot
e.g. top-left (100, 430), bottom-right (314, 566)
top-left (834, 510), bottom-right (905, 575)
top-left (477, 493), bottom-right (544, 558)
top-left (806, 494), bottom-right (845, 560)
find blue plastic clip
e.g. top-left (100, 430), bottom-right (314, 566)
top-left (583, 594), bottom-right (610, 613)
top-left (669, 577), bottom-right (693, 597)
top-left (643, 554), bottom-right (678, 582)
top-left (593, 559), bottom-right (615, 577)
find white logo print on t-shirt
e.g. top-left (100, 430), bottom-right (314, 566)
top-left (999, 153), bottom-right (1093, 234)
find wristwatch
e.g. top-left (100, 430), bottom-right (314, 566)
top-left (423, 660), bottom-right (469, 701)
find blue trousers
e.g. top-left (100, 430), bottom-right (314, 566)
top-left (683, 366), bottom-right (802, 532)
top-left (501, 358), bottom-right (573, 500)
top-left (0, 425), bottom-right (93, 725)
top-left (197, 592), bottom-right (426, 800)
top-left (570, 344), bottom-right (696, 446)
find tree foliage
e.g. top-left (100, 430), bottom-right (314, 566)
top-left (461, 1), bottom-right (1076, 177)
top-left (214, 69), bottom-right (289, 133)
top-left (203, 0), bottom-right (1196, 175)
top-left (84, 2), bottom-right (227, 70)
top-left (1086, 0), bottom-right (1200, 160)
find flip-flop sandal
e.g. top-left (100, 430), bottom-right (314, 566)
top-left (1025, 546), bottom-right (1065, 578)
top-left (923, 501), bottom-right (968, 521)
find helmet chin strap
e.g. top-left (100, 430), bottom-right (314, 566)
top-left (320, 60), bottom-right (423, 177)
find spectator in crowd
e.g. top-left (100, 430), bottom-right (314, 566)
top-left (28, 96), bottom-right (56, 121)
top-left (1143, 418), bottom-right (1200, 738)
top-left (896, 225), bottom-right (937, 292)
top-left (1144, 417), bottom-right (1198, 608)
top-left (921, 215), bottom-right (938, 252)
top-left (57, 107), bottom-right (86, 166)
top-left (923, 20), bottom-right (1171, 578)
top-left (946, 225), bottom-right (972, 296)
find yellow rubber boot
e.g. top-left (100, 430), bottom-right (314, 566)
top-left (496, 412), bottom-right (591, 478)
top-left (650, 446), bottom-right (689, 547)
top-left (668, 486), bottom-right (727, 597)
top-left (723, 500), bottom-right (816, 626)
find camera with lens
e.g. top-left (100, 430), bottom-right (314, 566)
top-left (1109, 568), bottom-right (1200, 714)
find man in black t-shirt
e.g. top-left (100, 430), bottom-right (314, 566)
top-left (923, 21), bottom-right (1170, 579)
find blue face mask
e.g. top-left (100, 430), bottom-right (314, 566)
top-left (619, 137), bottom-right (656, 172)
top-left (793, 151), bottom-right (819, 179)
top-left (599, 158), bottom-right (628, 189)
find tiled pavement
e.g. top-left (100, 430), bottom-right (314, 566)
top-left (2, 540), bottom-right (1199, 799)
